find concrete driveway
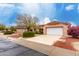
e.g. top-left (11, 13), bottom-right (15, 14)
top-left (25, 35), bottom-right (62, 45)
top-left (0, 37), bottom-right (47, 56)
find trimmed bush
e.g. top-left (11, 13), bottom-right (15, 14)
top-left (23, 31), bottom-right (35, 38)
top-left (4, 30), bottom-right (14, 35)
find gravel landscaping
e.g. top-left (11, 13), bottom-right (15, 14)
top-left (53, 37), bottom-right (79, 51)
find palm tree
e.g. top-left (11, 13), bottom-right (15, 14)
top-left (16, 14), bottom-right (39, 32)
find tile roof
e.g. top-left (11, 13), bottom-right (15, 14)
top-left (46, 21), bottom-right (70, 25)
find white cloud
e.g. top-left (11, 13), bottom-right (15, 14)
top-left (0, 4), bottom-right (14, 7)
top-left (65, 5), bottom-right (74, 11)
top-left (69, 21), bottom-right (76, 26)
top-left (21, 3), bottom-right (40, 14)
top-left (77, 5), bottom-right (79, 12)
top-left (31, 14), bottom-right (36, 17)
top-left (39, 17), bottom-right (51, 25)
top-left (21, 3), bottom-right (56, 18)
top-left (9, 23), bottom-right (17, 26)
top-left (52, 19), bottom-right (58, 21)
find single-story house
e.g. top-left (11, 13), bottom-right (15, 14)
top-left (15, 21), bottom-right (71, 37)
top-left (43, 21), bottom-right (71, 37)
top-left (15, 25), bottom-right (27, 33)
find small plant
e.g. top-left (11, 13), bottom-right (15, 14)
top-left (23, 31), bottom-right (35, 38)
top-left (4, 30), bottom-right (14, 35)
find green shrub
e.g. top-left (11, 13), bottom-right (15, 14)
top-left (10, 26), bottom-right (16, 32)
top-left (35, 29), bottom-right (43, 34)
top-left (38, 28), bottom-right (43, 34)
top-left (35, 31), bottom-right (39, 34)
top-left (23, 31), bottom-right (35, 38)
top-left (4, 31), bottom-right (14, 35)
top-left (0, 25), bottom-right (6, 31)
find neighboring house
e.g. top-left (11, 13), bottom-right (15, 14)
top-left (43, 21), bottom-right (71, 37)
top-left (15, 26), bottom-right (27, 33)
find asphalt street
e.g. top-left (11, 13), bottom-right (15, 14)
top-left (0, 38), bottom-right (47, 56)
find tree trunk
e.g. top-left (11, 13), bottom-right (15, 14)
top-left (72, 35), bottom-right (78, 38)
top-left (32, 28), bottom-right (34, 32)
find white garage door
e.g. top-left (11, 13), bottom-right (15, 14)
top-left (47, 27), bottom-right (63, 36)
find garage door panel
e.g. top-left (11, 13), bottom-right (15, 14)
top-left (47, 28), bottom-right (63, 36)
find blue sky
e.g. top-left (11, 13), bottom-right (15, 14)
top-left (0, 3), bottom-right (79, 26)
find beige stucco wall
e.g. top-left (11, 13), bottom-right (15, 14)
top-left (17, 29), bottom-right (27, 33)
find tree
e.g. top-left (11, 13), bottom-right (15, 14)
top-left (0, 24), bottom-right (6, 31)
top-left (67, 26), bottom-right (79, 38)
top-left (16, 14), bottom-right (39, 32)
top-left (9, 26), bottom-right (16, 32)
